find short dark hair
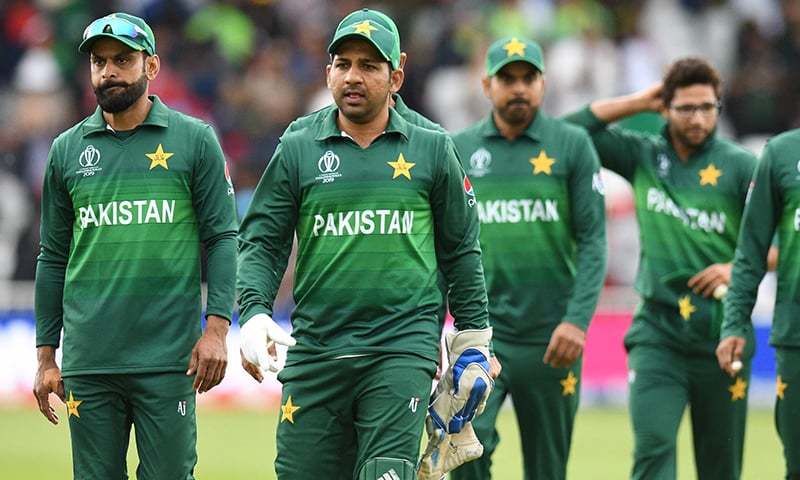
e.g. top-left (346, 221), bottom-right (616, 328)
top-left (661, 57), bottom-right (721, 106)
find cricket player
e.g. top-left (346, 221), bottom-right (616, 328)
top-left (448, 36), bottom-right (607, 480)
top-left (236, 10), bottom-right (496, 480)
top-left (566, 58), bottom-right (757, 479)
top-left (32, 13), bottom-right (238, 479)
top-left (717, 129), bottom-right (800, 480)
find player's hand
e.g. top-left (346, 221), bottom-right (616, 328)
top-left (716, 335), bottom-right (746, 377)
top-left (543, 322), bottom-right (585, 368)
top-left (33, 347), bottom-right (65, 425)
top-left (637, 83), bottom-right (664, 112)
top-left (187, 315), bottom-right (229, 393)
top-left (688, 263), bottom-right (732, 298)
top-left (489, 356), bottom-right (502, 379)
top-left (239, 313), bottom-right (296, 380)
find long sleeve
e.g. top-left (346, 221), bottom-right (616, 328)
top-left (563, 105), bottom-right (647, 181)
top-left (431, 136), bottom-right (489, 331)
top-left (563, 136), bottom-right (607, 330)
top-left (35, 139), bottom-right (72, 347)
top-left (193, 126), bottom-right (238, 321)
top-left (722, 148), bottom-right (778, 338)
top-left (236, 142), bottom-right (299, 324)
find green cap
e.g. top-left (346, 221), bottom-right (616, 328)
top-left (485, 36), bottom-right (545, 76)
top-left (328, 9), bottom-right (401, 70)
top-left (79, 13), bottom-right (156, 56)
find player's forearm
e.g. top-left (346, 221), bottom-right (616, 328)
top-left (34, 254), bottom-right (66, 347)
top-left (236, 236), bottom-right (287, 324)
top-left (204, 232), bottom-right (237, 322)
top-left (564, 234), bottom-right (607, 330)
top-left (36, 345), bottom-right (58, 368)
top-left (589, 92), bottom-right (654, 124)
top-left (440, 247), bottom-right (490, 331)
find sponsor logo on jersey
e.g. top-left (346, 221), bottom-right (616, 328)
top-left (315, 150), bottom-right (342, 184)
top-left (77, 199), bottom-right (176, 230)
top-left (312, 209), bottom-right (414, 237)
top-left (464, 175), bottom-right (476, 207)
top-left (646, 187), bottom-right (726, 233)
top-left (468, 148), bottom-right (492, 177)
top-left (477, 198), bottom-right (560, 224)
top-left (77, 145), bottom-right (103, 177)
top-left (224, 161), bottom-right (235, 196)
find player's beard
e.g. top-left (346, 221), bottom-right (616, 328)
top-left (94, 72), bottom-right (148, 114)
top-left (670, 123), bottom-right (713, 150)
top-left (497, 98), bottom-right (536, 127)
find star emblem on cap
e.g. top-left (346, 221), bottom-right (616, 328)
top-left (699, 163), bottom-right (722, 186)
top-left (145, 144), bottom-right (173, 171)
top-left (503, 37), bottom-right (526, 57)
top-left (353, 20), bottom-right (378, 38)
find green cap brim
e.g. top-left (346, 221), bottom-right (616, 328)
top-left (79, 33), bottom-right (147, 55)
top-left (487, 57), bottom-right (544, 76)
top-left (328, 33), bottom-right (396, 69)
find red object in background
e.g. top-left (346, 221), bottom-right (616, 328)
top-left (583, 312), bottom-right (632, 388)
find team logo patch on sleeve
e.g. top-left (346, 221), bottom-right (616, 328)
top-left (224, 161), bottom-right (235, 196)
top-left (464, 175), bottom-right (476, 207)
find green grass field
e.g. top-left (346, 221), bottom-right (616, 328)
top-left (1, 405), bottom-right (784, 478)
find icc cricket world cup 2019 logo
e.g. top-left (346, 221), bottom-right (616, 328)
top-left (315, 150), bottom-right (342, 184)
top-left (77, 145), bottom-right (102, 177)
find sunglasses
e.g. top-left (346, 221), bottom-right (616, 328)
top-left (83, 16), bottom-right (154, 54)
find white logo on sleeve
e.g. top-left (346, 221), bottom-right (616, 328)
top-left (315, 150), bottom-right (342, 184)
top-left (77, 145), bottom-right (103, 177)
top-left (592, 172), bottom-right (606, 195)
top-left (469, 147), bottom-right (492, 177)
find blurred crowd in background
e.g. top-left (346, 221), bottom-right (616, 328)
top-left (1, 0), bottom-right (799, 290)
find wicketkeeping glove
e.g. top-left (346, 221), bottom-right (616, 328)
top-left (417, 420), bottom-right (484, 480)
top-left (427, 327), bottom-right (493, 435)
top-left (239, 313), bottom-right (296, 374)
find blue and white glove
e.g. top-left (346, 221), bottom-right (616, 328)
top-left (240, 313), bottom-right (296, 375)
top-left (428, 327), bottom-right (493, 434)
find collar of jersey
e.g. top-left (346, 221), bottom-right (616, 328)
top-left (315, 106), bottom-right (409, 142)
top-left (479, 111), bottom-right (544, 141)
top-left (82, 95), bottom-right (169, 136)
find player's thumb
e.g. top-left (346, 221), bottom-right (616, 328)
top-left (267, 321), bottom-right (296, 347)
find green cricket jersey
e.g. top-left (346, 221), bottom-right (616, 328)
top-left (723, 129), bottom-right (800, 347)
top-left (452, 113), bottom-right (607, 344)
top-left (35, 96), bottom-right (238, 376)
top-left (567, 106), bottom-right (756, 352)
top-left (237, 108), bottom-right (489, 365)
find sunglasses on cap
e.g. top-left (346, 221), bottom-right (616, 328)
top-left (82, 16), bottom-right (154, 55)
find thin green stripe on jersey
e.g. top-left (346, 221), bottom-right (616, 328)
top-left (35, 96), bottom-right (238, 376)
top-left (453, 113), bottom-right (606, 344)
top-left (566, 106), bottom-right (755, 353)
top-left (237, 108), bottom-right (488, 365)
top-left (724, 129), bottom-right (800, 347)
